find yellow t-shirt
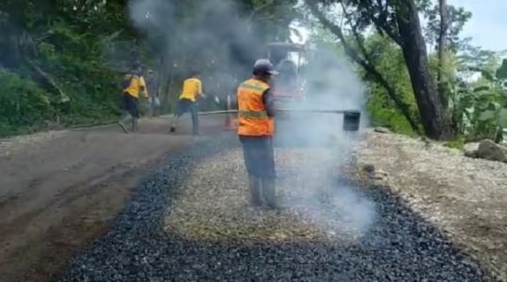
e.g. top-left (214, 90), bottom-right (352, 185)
top-left (123, 74), bottom-right (148, 99)
top-left (179, 77), bottom-right (203, 102)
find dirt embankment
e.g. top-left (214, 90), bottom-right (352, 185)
top-left (354, 130), bottom-right (507, 281)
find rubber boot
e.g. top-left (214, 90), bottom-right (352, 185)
top-left (261, 179), bottom-right (278, 209)
top-left (170, 116), bottom-right (179, 133)
top-left (248, 175), bottom-right (263, 207)
top-left (118, 114), bottom-right (132, 133)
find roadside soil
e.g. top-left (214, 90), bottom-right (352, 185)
top-left (0, 116), bottom-right (225, 282)
top-left (354, 129), bottom-right (507, 281)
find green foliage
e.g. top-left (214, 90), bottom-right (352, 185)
top-left (305, 28), bottom-right (418, 135)
top-left (361, 35), bottom-right (420, 134)
top-left (366, 95), bottom-right (417, 135)
top-left (0, 1), bottom-right (130, 136)
top-left (443, 136), bottom-right (465, 149)
top-left (310, 0), bottom-right (506, 141)
top-left (306, 0), bottom-right (459, 139)
top-left (496, 59), bottom-right (507, 80)
top-left (1, 0), bottom-right (502, 143)
top-left (0, 69), bottom-right (51, 136)
top-left (421, 2), bottom-right (472, 52)
top-left (450, 65), bottom-right (507, 142)
top-left (0, 0), bottom-right (300, 137)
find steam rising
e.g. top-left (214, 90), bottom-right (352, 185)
top-left (275, 42), bottom-right (375, 238)
top-left (128, 0), bottom-right (265, 98)
top-left (128, 0), bottom-right (375, 239)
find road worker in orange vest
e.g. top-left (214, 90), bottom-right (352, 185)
top-left (236, 59), bottom-right (278, 209)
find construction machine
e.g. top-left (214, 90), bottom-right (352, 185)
top-left (265, 42), bottom-right (306, 110)
top-left (266, 42), bottom-right (313, 145)
top-left (266, 42), bottom-right (361, 146)
top-left (199, 42), bottom-right (362, 142)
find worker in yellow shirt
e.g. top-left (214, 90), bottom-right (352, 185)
top-left (170, 70), bottom-right (205, 135)
top-left (118, 61), bottom-right (149, 133)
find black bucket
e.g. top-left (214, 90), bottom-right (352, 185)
top-left (342, 110), bottom-right (361, 131)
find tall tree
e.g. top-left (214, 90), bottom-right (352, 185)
top-left (420, 0), bottom-right (472, 53)
top-left (306, 0), bottom-right (455, 140)
top-left (419, 0), bottom-right (472, 112)
top-left (437, 0), bottom-right (448, 109)
top-left (303, 2), bottom-right (421, 133)
top-left (394, 0), bottom-right (454, 139)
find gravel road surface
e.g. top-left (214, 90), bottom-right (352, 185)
top-left (53, 134), bottom-right (492, 282)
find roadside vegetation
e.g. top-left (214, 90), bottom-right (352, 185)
top-left (1, 0), bottom-right (506, 143)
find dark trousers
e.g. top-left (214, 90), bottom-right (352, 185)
top-left (176, 98), bottom-right (199, 133)
top-left (123, 93), bottom-right (139, 118)
top-left (239, 135), bottom-right (276, 179)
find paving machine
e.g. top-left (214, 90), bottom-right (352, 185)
top-left (265, 42), bottom-right (306, 111)
top-left (198, 42), bottom-right (362, 143)
top-left (266, 42), bottom-right (361, 146)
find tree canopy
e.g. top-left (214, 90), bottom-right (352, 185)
top-left (0, 0), bottom-right (506, 142)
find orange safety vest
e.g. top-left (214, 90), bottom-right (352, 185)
top-left (237, 78), bottom-right (275, 136)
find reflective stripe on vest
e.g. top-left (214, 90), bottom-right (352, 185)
top-left (238, 110), bottom-right (268, 118)
top-left (239, 83), bottom-right (266, 92)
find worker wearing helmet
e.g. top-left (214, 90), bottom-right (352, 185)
top-left (118, 61), bottom-right (149, 133)
top-left (236, 59), bottom-right (278, 209)
top-left (170, 70), bottom-right (205, 135)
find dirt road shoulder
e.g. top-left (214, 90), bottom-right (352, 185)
top-left (355, 130), bottom-right (507, 281)
top-left (0, 116), bottom-right (225, 282)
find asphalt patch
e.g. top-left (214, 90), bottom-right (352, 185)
top-left (52, 135), bottom-right (493, 282)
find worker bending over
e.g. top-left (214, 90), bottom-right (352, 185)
top-left (170, 70), bottom-right (205, 135)
top-left (237, 59), bottom-right (278, 209)
top-left (118, 62), bottom-right (149, 133)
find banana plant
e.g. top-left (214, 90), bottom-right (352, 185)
top-left (451, 70), bottom-right (507, 142)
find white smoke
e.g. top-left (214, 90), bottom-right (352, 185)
top-left (274, 40), bottom-right (376, 238)
top-left (127, 0), bottom-right (263, 103)
top-left (127, 0), bottom-right (375, 239)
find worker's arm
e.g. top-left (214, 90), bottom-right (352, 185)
top-left (196, 79), bottom-right (205, 98)
top-left (139, 76), bottom-right (149, 98)
top-left (262, 88), bottom-right (275, 117)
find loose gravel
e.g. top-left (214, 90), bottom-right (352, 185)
top-left (53, 134), bottom-right (493, 282)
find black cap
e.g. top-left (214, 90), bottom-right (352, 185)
top-left (253, 59), bottom-right (278, 75)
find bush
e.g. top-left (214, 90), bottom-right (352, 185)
top-left (443, 136), bottom-right (465, 149)
top-left (0, 69), bottom-right (53, 136)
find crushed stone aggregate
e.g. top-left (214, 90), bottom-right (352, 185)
top-left (52, 135), bottom-right (493, 282)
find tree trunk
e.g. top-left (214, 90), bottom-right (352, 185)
top-left (394, 0), bottom-right (454, 140)
top-left (437, 0), bottom-right (449, 110)
top-left (305, 1), bottom-right (421, 133)
top-left (160, 54), bottom-right (174, 114)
